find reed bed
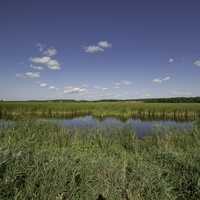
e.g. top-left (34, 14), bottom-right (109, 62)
top-left (0, 120), bottom-right (200, 199)
top-left (0, 101), bottom-right (200, 120)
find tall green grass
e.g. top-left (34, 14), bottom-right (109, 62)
top-left (1, 101), bottom-right (200, 120)
top-left (0, 120), bottom-right (200, 199)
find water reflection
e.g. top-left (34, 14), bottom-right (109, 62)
top-left (0, 119), bottom-right (14, 129)
top-left (41, 115), bottom-right (193, 137)
top-left (0, 116), bottom-right (194, 137)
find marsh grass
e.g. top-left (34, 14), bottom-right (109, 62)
top-left (1, 102), bottom-right (200, 120)
top-left (0, 120), bottom-right (200, 199)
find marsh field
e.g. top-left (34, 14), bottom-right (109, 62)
top-left (1, 101), bottom-right (200, 200)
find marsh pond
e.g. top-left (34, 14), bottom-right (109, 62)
top-left (0, 115), bottom-right (194, 137)
top-left (34, 116), bottom-right (195, 137)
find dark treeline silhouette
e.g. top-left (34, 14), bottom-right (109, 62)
top-left (1, 97), bottom-right (200, 103)
top-left (138, 97), bottom-right (200, 103)
top-left (95, 97), bottom-right (200, 103)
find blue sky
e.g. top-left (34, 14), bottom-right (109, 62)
top-left (0, 0), bottom-right (200, 100)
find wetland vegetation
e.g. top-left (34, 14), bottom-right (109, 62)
top-left (1, 101), bottom-right (200, 120)
top-left (1, 119), bottom-right (200, 199)
top-left (1, 101), bottom-right (200, 199)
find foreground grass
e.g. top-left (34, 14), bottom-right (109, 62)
top-left (1, 121), bottom-right (200, 199)
top-left (1, 101), bottom-right (200, 120)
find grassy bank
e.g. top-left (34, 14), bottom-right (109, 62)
top-left (1, 101), bottom-right (200, 120)
top-left (1, 120), bottom-right (200, 199)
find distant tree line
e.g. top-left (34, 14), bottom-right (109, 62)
top-left (93, 97), bottom-right (200, 103)
top-left (138, 97), bottom-right (200, 103)
top-left (2, 97), bottom-right (200, 103)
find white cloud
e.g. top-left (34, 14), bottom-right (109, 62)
top-left (168, 58), bottom-right (174, 63)
top-left (194, 59), bottom-right (200, 67)
top-left (40, 83), bottom-right (47, 87)
top-left (16, 72), bottom-right (40, 79)
top-left (153, 78), bottom-right (162, 83)
top-left (64, 86), bottom-right (87, 94)
top-left (153, 76), bottom-right (171, 84)
top-left (83, 40), bottom-right (112, 53)
top-left (113, 80), bottom-right (132, 88)
top-left (49, 86), bottom-right (59, 90)
top-left (98, 41), bottom-right (112, 48)
top-left (30, 56), bottom-right (60, 70)
top-left (162, 76), bottom-right (171, 81)
top-left (30, 65), bottom-right (44, 70)
top-left (31, 56), bottom-right (51, 64)
top-left (84, 45), bottom-right (104, 53)
top-left (43, 47), bottom-right (57, 57)
top-left (49, 86), bottom-right (55, 89)
top-left (25, 72), bottom-right (40, 78)
top-left (36, 44), bottom-right (57, 57)
top-left (47, 59), bottom-right (60, 70)
top-left (30, 45), bottom-right (60, 70)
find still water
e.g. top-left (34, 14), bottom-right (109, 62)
top-left (40, 115), bottom-right (193, 137)
top-left (0, 119), bottom-right (14, 129)
top-left (0, 116), bottom-right (194, 137)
